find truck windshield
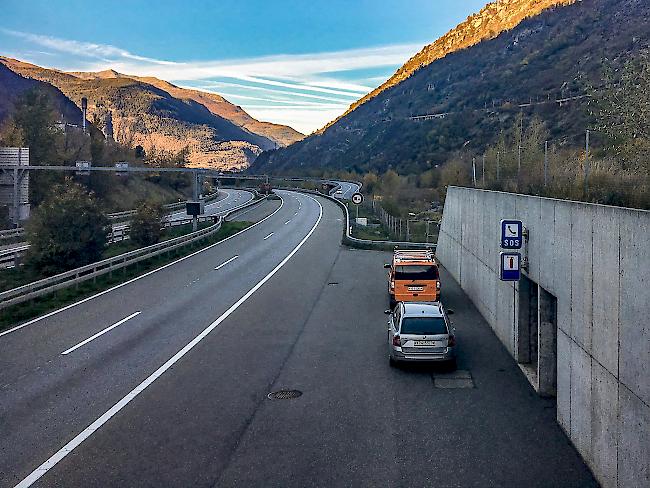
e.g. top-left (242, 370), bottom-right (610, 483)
top-left (395, 265), bottom-right (438, 280)
top-left (400, 317), bottom-right (448, 335)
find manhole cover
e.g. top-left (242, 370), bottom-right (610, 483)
top-left (432, 370), bottom-right (475, 389)
top-left (267, 389), bottom-right (303, 400)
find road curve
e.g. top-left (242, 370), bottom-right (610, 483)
top-left (0, 190), bottom-right (342, 487)
top-left (332, 181), bottom-right (360, 200)
top-left (166, 188), bottom-right (254, 221)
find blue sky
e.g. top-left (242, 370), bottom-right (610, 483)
top-left (2, 0), bottom-right (489, 133)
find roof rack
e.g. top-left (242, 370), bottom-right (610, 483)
top-left (393, 249), bottom-right (436, 263)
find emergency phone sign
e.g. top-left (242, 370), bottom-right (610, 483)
top-left (500, 219), bottom-right (523, 249)
top-left (500, 252), bottom-right (521, 281)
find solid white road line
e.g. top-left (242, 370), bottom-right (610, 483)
top-left (263, 232), bottom-right (274, 240)
top-left (214, 255), bottom-right (238, 270)
top-left (61, 312), bottom-right (141, 356)
top-left (14, 195), bottom-right (323, 488)
top-left (0, 195), bottom-right (286, 339)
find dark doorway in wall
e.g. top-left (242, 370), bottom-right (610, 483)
top-left (517, 276), bottom-right (557, 397)
top-left (538, 287), bottom-right (558, 397)
top-left (517, 276), bottom-right (539, 368)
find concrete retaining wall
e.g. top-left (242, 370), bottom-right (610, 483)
top-left (437, 186), bottom-right (649, 488)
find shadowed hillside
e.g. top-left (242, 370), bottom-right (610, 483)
top-left (254, 0), bottom-right (649, 175)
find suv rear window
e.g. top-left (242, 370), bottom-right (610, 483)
top-left (400, 317), bottom-right (447, 335)
top-left (395, 265), bottom-right (439, 280)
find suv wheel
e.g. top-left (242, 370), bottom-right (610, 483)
top-left (389, 355), bottom-right (398, 368)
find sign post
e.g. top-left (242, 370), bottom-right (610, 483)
top-left (351, 192), bottom-right (363, 220)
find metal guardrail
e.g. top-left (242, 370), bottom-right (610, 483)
top-left (106, 191), bottom-right (221, 222)
top-left (294, 187), bottom-right (436, 251)
top-left (0, 195), bottom-right (269, 310)
top-left (0, 228), bottom-right (25, 240)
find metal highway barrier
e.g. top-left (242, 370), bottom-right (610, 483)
top-left (294, 186), bottom-right (436, 251)
top-left (106, 190), bottom-right (221, 222)
top-left (0, 228), bottom-right (25, 241)
top-left (0, 194), bottom-right (269, 311)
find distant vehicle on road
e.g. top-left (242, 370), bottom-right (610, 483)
top-left (259, 182), bottom-right (272, 195)
top-left (334, 189), bottom-right (344, 198)
top-left (385, 249), bottom-right (441, 308)
top-left (386, 302), bottom-right (456, 368)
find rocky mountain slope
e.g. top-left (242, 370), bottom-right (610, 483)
top-left (69, 71), bottom-right (303, 147)
top-left (338, 0), bottom-right (575, 122)
top-left (254, 0), bottom-right (649, 174)
top-left (0, 58), bottom-right (303, 169)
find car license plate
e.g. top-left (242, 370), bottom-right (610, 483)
top-left (408, 286), bottom-right (424, 291)
top-left (414, 340), bottom-right (436, 346)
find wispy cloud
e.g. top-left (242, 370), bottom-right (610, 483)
top-left (1, 29), bottom-right (176, 65)
top-left (2, 29), bottom-right (420, 133)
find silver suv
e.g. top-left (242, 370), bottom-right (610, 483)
top-left (386, 302), bottom-right (456, 368)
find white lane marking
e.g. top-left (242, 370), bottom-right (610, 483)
top-left (294, 212), bottom-right (298, 216)
top-left (0, 195), bottom-right (286, 339)
top-left (15, 195), bottom-right (323, 488)
top-left (214, 255), bottom-right (238, 270)
top-left (284, 220), bottom-right (291, 225)
top-left (61, 312), bottom-right (141, 356)
top-left (263, 232), bottom-right (274, 240)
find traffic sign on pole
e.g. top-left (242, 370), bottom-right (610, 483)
top-left (351, 192), bottom-right (363, 205)
top-left (500, 219), bottom-right (523, 249)
top-left (500, 252), bottom-right (521, 281)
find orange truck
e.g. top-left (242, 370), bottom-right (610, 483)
top-left (385, 249), bottom-right (441, 308)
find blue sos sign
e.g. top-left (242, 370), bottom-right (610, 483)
top-left (500, 220), bottom-right (523, 249)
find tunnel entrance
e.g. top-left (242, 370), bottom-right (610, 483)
top-left (517, 277), bottom-right (557, 397)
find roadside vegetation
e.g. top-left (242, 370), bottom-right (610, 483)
top-left (129, 201), bottom-right (165, 246)
top-left (25, 179), bottom-right (109, 275)
top-left (304, 55), bottom-right (650, 228)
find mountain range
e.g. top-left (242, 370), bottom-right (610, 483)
top-left (253, 0), bottom-right (649, 174)
top-left (0, 57), bottom-right (303, 170)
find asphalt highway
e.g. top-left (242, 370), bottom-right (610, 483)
top-left (0, 190), bottom-right (596, 487)
top-left (332, 181), bottom-right (360, 199)
top-left (166, 188), bottom-right (254, 221)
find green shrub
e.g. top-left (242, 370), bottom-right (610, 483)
top-left (25, 179), bottom-right (109, 275)
top-left (129, 201), bottom-right (164, 246)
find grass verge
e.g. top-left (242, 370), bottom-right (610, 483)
top-left (0, 221), bottom-right (251, 332)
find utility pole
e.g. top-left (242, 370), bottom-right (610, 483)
top-left (517, 114), bottom-right (523, 177)
top-left (584, 129), bottom-right (590, 197)
top-left (472, 158), bottom-right (477, 187)
top-left (192, 171), bottom-right (199, 231)
top-left (482, 154), bottom-right (486, 187)
top-left (496, 151), bottom-right (500, 182)
top-left (544, 140), bottom-right (549, 187)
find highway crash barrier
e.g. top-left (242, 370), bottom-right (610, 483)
top-left (291, 185), bottom-right (436, 252)
top-left (106, 190), bottom-right (222, 222)
top-left (0, 194), bottom-right (269, 311)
